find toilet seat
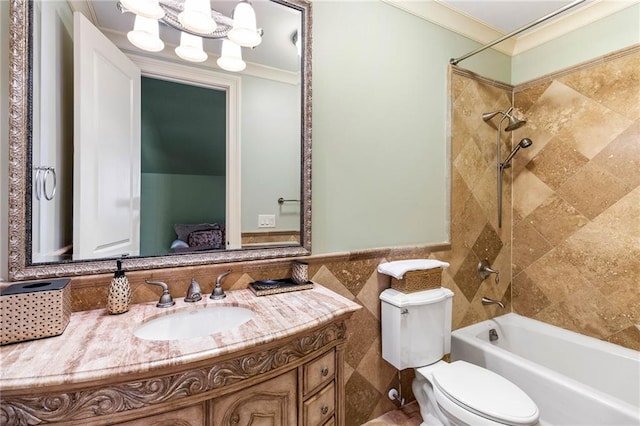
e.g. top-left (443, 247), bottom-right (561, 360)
top-left (428, 361), bottom-right (539, 426)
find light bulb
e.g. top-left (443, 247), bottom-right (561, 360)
top-left (217, 39), bottom-right (246, 72)
top-left (120, 0), bottom-right (164, 19)
top-left (175, 32), bottom-right (208, 63)
top-left (127, 15), bottom-right (164, 52)
top-left (178, 0), bottom-right (217, 35)
top-left (228, 1), bottom-right (261, 48)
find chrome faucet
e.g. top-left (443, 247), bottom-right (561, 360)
top-left (477, 259), bottom-right (500, 284)
top-left (184, 277), bottom-right (202, 302)
top-left (210, 270), bottom-right (231, 300)
top-left (145, 280), bottom-right (175, 308)
top-left (481, 297), bottom-right (505, 309)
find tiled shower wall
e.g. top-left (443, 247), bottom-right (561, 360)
top-left (511, 46), bottom-right (640, 351)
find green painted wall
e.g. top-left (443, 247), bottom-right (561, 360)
top-left (140, 173), bottom-right (225, 256)
top-left (140, 78), bottom-right (226, 255)
top-left (311, 1), bottom-right (510, 253)
top-left (241, 75), bottom-right (301, 232)
top-left (511, 4), bottom-right (640, 84)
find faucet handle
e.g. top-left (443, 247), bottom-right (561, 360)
top-left (477, 260), bottom-right (500, 284)
top-left (145, 280), bottom-right (175, 308)
top-left (210, 270), bottom-right (231, 300)
top-left (185, 277), bottom-right (202, 302)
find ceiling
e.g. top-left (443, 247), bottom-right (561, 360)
top-left (385, 0), bottom-right (638, 56)
top-left (438, 0), bottom-right (592, 34)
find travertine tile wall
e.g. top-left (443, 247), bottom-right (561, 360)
top-left (511, 46), bottom-right (640, 351)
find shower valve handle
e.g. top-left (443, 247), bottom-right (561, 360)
top-left (477, 260), bottom-right (499, 284)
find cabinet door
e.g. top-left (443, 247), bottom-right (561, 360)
top-left (211, 370), bottom-right (297, 426)
top-left (115, 403), bottom-right (205, 426)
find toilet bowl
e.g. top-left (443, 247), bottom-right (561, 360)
top-left (379, 288), bottom-right (539, 426)
top-left (413, 360), bottom-right (539, 426)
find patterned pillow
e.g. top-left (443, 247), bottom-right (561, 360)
top-left (188, 229), bottom-right (224, 249)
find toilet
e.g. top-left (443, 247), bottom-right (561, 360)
top-left (380, 288), bottom-right (540, 426)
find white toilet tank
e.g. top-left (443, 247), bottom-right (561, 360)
top-left (380, 287), bottom-right (454, 370)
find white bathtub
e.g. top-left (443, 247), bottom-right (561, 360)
top-left (451, 313), bottom-right (640, 426)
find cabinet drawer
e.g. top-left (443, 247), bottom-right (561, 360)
top-left (322, 416), bottom-right (335, 426)
top-left (303, 349), bottom-right (335, 395)
top-left (303, 381), bottom-right (335, 426)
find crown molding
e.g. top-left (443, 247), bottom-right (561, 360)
top-left (383, 0), bottom-right (639, 57)
top-left (381, 0), bottom-right (515, 55)
top-left (512, 0), bottom-right (639, 55)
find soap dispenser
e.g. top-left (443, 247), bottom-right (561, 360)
top-left (107, 259), bottom-right (132, 314)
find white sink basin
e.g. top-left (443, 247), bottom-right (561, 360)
top-left (134, 306), bottom-right (255, 341)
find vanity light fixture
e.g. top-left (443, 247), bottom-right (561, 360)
top-left (118, 0), bottom-right (262, 71)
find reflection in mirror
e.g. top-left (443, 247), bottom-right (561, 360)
top-left (7, 0), bottom-right (312, 280)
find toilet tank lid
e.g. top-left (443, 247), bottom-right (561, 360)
top-left (379, 287), bottom-right (453, 307)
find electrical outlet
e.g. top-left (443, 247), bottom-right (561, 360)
top-left (258, 214), bottom-right (276, 228)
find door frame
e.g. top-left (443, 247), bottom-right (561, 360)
top-left (129, 56), bottom-right (242, 250)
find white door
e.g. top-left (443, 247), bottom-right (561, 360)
top-left (73, 11), bottom-right (141, 260)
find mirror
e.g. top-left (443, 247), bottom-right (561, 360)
top-left (7, 0), bottom-right (311, 280)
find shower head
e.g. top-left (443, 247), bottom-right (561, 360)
top-left (501, 138), bottom-right (533, 169)
top-left (504, 115), bottom-right (526, 131)
top-left (483, 108), bottom-right (526, 132)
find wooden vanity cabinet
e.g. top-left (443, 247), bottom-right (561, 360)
top-left (1, 319), bottom-right (350, 426)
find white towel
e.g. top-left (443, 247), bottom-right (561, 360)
top-left (377, 259), bottom-right (450, 280)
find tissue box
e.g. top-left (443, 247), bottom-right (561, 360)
top-left (391, 268), bottom-right (442, 293)
top-left (0, 278), bottom-right (71, 345)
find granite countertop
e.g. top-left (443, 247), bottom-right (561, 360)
top-left (0, 284), bottom-right (361, 392)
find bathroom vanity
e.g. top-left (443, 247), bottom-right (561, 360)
top-left (0, 285), bottom-right (360, 425)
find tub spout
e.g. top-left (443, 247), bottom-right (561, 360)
top-left (482, 297), bottom-right (505, 309)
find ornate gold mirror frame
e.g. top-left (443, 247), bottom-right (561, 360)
top-left (7, 0), bottom-right (312, 280)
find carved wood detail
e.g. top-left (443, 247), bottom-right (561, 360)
top-left (0, 321), bottom-right (346, 425)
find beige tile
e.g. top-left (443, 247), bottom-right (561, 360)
top-left (512, 270), bottom-right (551, 317)
top-left (451, 109), bottom-right (475, 161)
top-left (556, 99), bottom-right (632, 160)
top-left (557, 162), bottom-right (632, 220)
top-left (357, 270), bottom-right (390, 321)
top-left (523, 247), bottom-right (591, 303)
top-left (591, 53), bottom-right (640, 121)
top-left (524, 81), bottom-right (589, 136)
top-left (559, 188), bottom-right (640, 295)
top-left (311, 265), bottom-right (355, 301)
top-left (514, 82), bottom-right (552, 114)
top-left (525, 135), bottom-right (589, 190)
top-left (356, 337), bottom-right (398, 395)
top-left (345, 306), bottom-right (380, 369)
top-left (453, 136), bottom-right (490, 193)
top-left (471, 223), bottom-right (503, 265)
top-left (525, 194), bottom-right (590, 247)
top-left (442, 272), bottom-right (470, 329)
top-left (345, 371), bottom-right (382, 426)
top-left (591, 120), bottom-right (640, 188)
top-left (513, 168), bottom-right (555, 221)
top-left (450, 73), bottom-right (470, 102)
top-left (453, 251), bottom-right (483, 303)
top-left (534, 302), bottom-right (579, 332)
top-left (512, 220), bottom-right (553, 276)
top-left (558, 59), bottom-right (610, 99)
top-left (450, 167), bottom-right (472, 224)
top-left (326, 258), bottom-right (380, 298)
top-left (557, 286), bottom-right (632, 339)
top-left (450, 193), bottom-right (486, 253)
top-left (606, 326), bottom-right (640, 351)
